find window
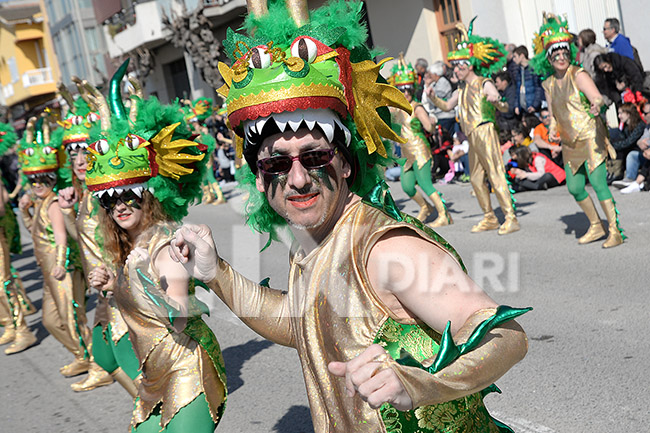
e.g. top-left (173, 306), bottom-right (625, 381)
top-left (8, 57), bottom-right (19, 83)
top-left (85, 27), bottom-right (98, 52)
top-left (433, 0), bottom-right (462, 60)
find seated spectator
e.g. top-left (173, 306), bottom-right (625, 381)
top-left (532, 108), bottom-right (563, 166)
top-left (509, 146), bottom-right (565, 192)
top-left (494, 71), bottom-right (518, 124)
top-left (511, 123), bottom-right (536, 150)
top-left (614, 102), bottom-right (650, 188)
top-left (608, 102), bottom-right (647, 183)
top-left (578, 28), bottom-right (609, 79)
top-left (594, 52), bottom-right (645, 108)
top-left (620, 147), bottom-right (650, 193)
top-left (521, 112), bottom-right (541, 135)
top-left (616, 75), bottom-right (648, 112)
top-left (441, 131), bottom-right (470, 183)
top-left (422, 61), bottom-right (457, 133)
top-left (512, 45), bottom-right (544, 115)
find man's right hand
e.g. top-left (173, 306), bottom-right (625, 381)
top-left (57, 187), bottom-right (78, 209)
top-left (169, 224), bottom-right (218, 282)
top-left (18, 194), bottom-right (32, 210)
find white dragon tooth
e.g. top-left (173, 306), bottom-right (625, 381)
top-left (288, 118), bottom-right (302, 132)
top-left (343, 126), bottom-right (351, 146)
top-left (274, 116), bottom-right (288, 132)
top-left (305, 119), bottom-right (316, 130)
top-left (256, 117), bottom-right (269, 134)
top-left (318, 120), bottom-right (335, 143)
top-left (250, 122), bottom-right (258, 135)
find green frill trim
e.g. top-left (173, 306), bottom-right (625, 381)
top-left (611, 198), bottom-right (627, 240)
top-left (395, 305), bottom-right (532, 374)
top-left (1, 203), bottom-right (21, 254)
top-left (3, 278), bottom-right (16, 328)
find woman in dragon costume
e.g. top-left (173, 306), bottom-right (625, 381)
top-left (17, 114), bottom-right (93, 376)
top-left (0, 122), bottom-right (38, 354)
top-left (182, 98), bottom-right (227, 205)
top-left (389, 55), bottom-right (452, 227)
top-left (55, 66), bottom-right (142, 395)
top-left (83, 82), bottom-right (226, 432)
top-left (530, 13), bottom-right (624, 248)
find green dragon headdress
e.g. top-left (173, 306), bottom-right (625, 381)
top-left (17, 114), bottom-right (66, 179)
top-left (83, 59), bottom-right (208, 221)
top-left (0, 122), bottom-right (18, 158)
top-left (389, 53), bottom-right (416, 89)
top-left (182, 98), bottom-right (214, 124)
top-left (446, 17), bottom-right (507, 77)
top-left (218, 0), bottom-right (412, 243)
top-left (530, 12), bottom-right (578, 79)
top-left (56, 80), bottom-right (101, 151)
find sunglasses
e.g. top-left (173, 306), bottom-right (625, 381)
top-left (99, 190), bottom-right (142, 211)
top-left (550, 52), bottom-right (569, 62)
top-left (256, 148), bottom-right (338, 175)
top-left (541, 114), bottom-right (550, 119)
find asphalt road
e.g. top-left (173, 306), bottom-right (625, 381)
top-left (1, 179), bottom-right (648, 432)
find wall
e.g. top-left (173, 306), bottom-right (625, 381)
top-left (619, 0), bottom-right (650, 69)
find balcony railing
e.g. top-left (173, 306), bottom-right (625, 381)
top-left (22, 68), bottom-right (53, 88)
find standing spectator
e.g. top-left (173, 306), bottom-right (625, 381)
top-left (577, 29), bottom-right (609, 78)
top-left (505, 43), bottom-right (519, 84)
top-left (421, 61), bottom-right (456, 133)
top-left (593, 52), bottom-right (645, 108)
top-left (512, 46), bottom-right (544, 115)
top-left (494, 71), bottom-right (518, 125)
top-left (532, 108), bottom-right (563, 165)
top-left (603, 18), bottom-right (635, 61)
top-left (414, 58), bottom-right (428, 101)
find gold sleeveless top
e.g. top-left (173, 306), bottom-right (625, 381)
top-left (393, 103), bottom-right (432, 171)
top-left (457, 76), bottom-right (492, 135)
top-left (289, 200), bottom-right (467, 432)
top-left (543, 65), bottom-right (609, 173)
top-left (115, 222), bottom-right (225, 430)
top-left (76, 190), bottom-right (128, 338)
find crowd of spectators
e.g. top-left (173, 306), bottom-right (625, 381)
top-left (388, 17), bottom-right (648, 195)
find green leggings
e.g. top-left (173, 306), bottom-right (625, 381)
top-left (92, 324), bottom-right (140, 379)
top-left (564, 161), bottom-right (612, 202)
top-left (400, 160), bottom-right (438, 197)
top-left (132, 393), bottom-right (216, 433)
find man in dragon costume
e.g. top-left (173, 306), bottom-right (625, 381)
top-left (530, 13), bottom-right (624, 248)
top-left (17, 114), bottom-right (95, 377)
top-left (171, 1), bottom-right (530, 432)
top-left (56, 67), bottom-right (142, 394)
top-left (0, 122), bottom-right (38, 354)
top-left (82, 76), bottom-right (227, 432)
top-left (182, 97), bottom-right (227, 205)
top-left (389, 55), bottom-right (452, 227)
top-left (428, 18), bottom-right (519, 235)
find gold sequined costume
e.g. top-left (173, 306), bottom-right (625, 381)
top-left (457, 76), bottom-right (518, 232)
top-left (21, 193), bottom-right (91, 363)
top-left (114, 223), bottom-right (226, 431)
top-left (206, 200), bottom-right (527, 432)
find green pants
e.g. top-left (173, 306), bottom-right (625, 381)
top-left (564, 161), bottom-right (612, 202)
top-left (400, 160), bottom-right (438, 197)
top-left (132, 394), bottom-right (215, 433)
top-left (92, 324), bottom-right (140, 379)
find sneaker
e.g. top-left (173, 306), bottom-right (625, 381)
top-left (612, 178), bottom-right (635, 189)
top-left (620, 182), bottom-right (641, 194)
top-left (459, 174), bottom-right (470, 183)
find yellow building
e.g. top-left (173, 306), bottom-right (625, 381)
top-left (0, 0), bottom-right (60, 124)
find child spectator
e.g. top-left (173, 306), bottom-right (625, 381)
top-left (441, 131), bottom-right (470, 183)
top-left (532, 108), bottom-right (563, 166)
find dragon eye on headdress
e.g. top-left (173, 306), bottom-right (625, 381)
top-left (87, 112), bottom-right (100, 123)
top-left (248, 46), bottom-right (271, 69)
top-left (290, 37), bottom-right (318, 63)
top-left (125, 134), bottom-right (145, 150)
top-left (42, 146), bottom-right (54, 155)
top-left (95, 139), bottom-right (109, 155)
top-left (462, 42), bottom-right (468, 48)
top-left (24, 147), bottom-right (35, 156)
top-left (71, 115), bottom-right (84, 126)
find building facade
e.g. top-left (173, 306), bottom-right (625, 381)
top-left (41, 0), bottom-right (108, 87)
top-left (0, 0), bottom-right (60, 127)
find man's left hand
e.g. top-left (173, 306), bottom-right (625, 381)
top-left (328, 344), bottom-right (413, 411)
